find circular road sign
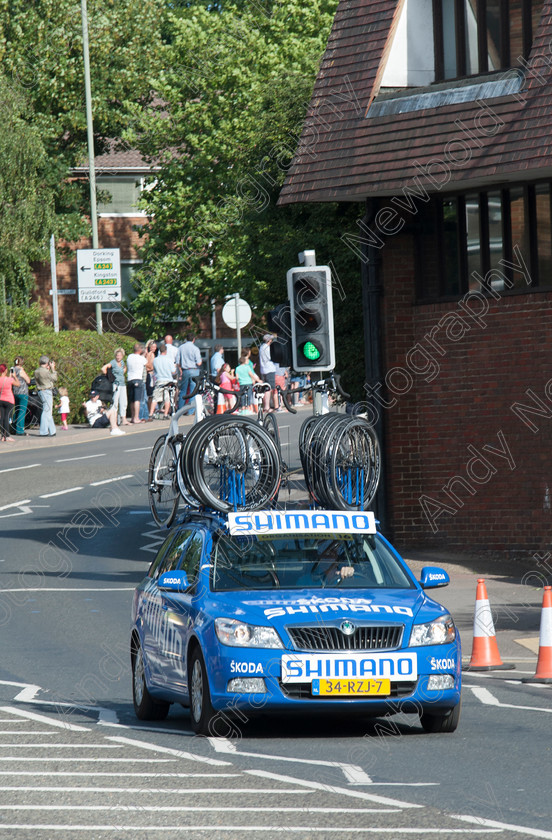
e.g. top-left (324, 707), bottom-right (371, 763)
top-left (222, 297), bottom-right (252, 330)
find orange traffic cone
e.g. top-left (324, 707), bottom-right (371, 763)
top-left (522, 586), bottom-right (552, 684)
top-left (216, 398), bottom-right (226, 414)
top-left (463, 578), bottom-right (514, 671)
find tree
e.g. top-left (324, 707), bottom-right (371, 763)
top-left (0, 0), bottom-right (169, 242)
top-left (125, 1), bottom-right (344, 329)
top-left (0, 75), bottom-right (56, 340)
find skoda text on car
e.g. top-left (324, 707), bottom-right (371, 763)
top-left (131, 510), bottom-right (461, 734)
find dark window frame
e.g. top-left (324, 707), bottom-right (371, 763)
top-left (417, 181), bottom-right (552, 302)
top-left (432, 0), bottom-right (540, 82)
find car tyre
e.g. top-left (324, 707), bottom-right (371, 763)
top-left (132, 641), bottom-right (170, 721)
top-left (189, 647), bottom-right (218, 735)
top-left (419, 701), bottom-right (461, 733)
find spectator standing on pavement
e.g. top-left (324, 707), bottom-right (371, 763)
top-left (83, 391), bottom-right (125, 435)
top-left (210, 345), bottom-right (224, 377)
top-left (177, 333), bottom-right (202, 414)
top-left (56, 387), bottom-right (70, 430)
top-left (145, 340), bottom-right (158, 416)
top-left (235, 351), bottom-right (262, 413)
top-left (164, 335), bottom-right (178, 369)
top-left (34, 355), bottom-right (58, 436)
top-left (102, 348), bottom-right (129, 426)
top-left (13, 356), bottom-right (30, 435)
top-left (259, 334), bottom-right (277, 412)
top-left (149, 342), bottom-right (177, 419)
top-left (126, 343), bottom-right (147, 424)
top-left (0, 363), bottom-right (20, 442)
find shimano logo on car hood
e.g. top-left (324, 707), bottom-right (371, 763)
top-left (263, 596), bottom-right (413, 620)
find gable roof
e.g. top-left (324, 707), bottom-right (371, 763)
top-left (279, 0), bottom-right (552, 204)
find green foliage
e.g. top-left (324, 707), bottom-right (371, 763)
top-left (3, 303), bottom-right (48, 339)
top-left (0, 75), bottom-right (56, 325)
top-left (123, 0), bottom-right (366, 398)
top-left (1, 328), bottom-right (136, 423)
top-left (0, 0), bottom-right (169, 241)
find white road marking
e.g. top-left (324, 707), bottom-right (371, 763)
top-left (90, 474), bottom-right (133, 486)
top-left (125, 447), bottom-right (152, 452)
top-left (0, 772), bottom-right (241, 778)
top-left (208, 736), bottom-right (373, 785)
top-left (0, 758), bottom-right (174, 763)
top-left (0, 464), bottom-right (40, 474)
top-left (98, 721), bottom-right (193, 735)
top-left (0, 805), bottom-right (397, 814)
top-left (0, 787), bottom-right (317, 794)
top-left (0, 825), bottom-right (502, 833)
top-left (0, 731), bottom-right (56, 735)
top-left (245, 769), bottom-right (423, 809)
top-left (468, 684), bottom-right (552, 713)
top-left (0, 707), bottom-right (89, 732)
top-left (39, 487), bottom-right (83, 498)
top-left (453, 814), bottom-right (552, 837)
top-left (55, 454), bottom-right (106, 463)
top-left (106, 735), bottom-right (232, 767)
top-left (0, 743), bottom-right (121, 749)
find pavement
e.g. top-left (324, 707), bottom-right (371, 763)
top-left (1, 408), bottom-right (548, 674)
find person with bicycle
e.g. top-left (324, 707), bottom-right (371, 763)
top-left (235, 351), bottom-right (262, 413)
top-left (149, 342), bottom-right (177, 419)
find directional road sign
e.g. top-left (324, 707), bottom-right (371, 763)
top-left (77, 248), bottom-right (122, 303)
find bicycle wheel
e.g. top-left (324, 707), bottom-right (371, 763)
top-left (328, 419), bottom-right (381, 510)
top-left (262, 412), bottom-right (281, 457)
top-left (148, 435), bottom-right (180, 526)
top-left (189, 419), bottom-right (281, 511)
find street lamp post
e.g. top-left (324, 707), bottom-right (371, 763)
top-left (81, 0), bottom-right (102, 334)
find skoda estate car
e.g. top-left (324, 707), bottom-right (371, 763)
top-left (131, 510), bottom-right (461, 735)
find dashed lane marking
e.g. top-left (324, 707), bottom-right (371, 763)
top-left (39, 487), bottom-right (83, 498)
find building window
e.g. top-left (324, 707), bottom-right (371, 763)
top-left (96, 176), bottom-right (144, 215)
top-left (433, 0), bottom-right (542, 81)
top-left (420, 183), bottom-right (552, 299)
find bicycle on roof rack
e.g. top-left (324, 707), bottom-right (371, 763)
top-left (147, 374), bottom-right (239, 527)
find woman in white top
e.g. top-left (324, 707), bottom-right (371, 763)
top-left (126, 343), bottom-right (147, 423)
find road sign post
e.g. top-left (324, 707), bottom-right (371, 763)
top-left (221, 295), bottom-right (252, 360)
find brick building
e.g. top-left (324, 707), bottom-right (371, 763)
top-left (33, 146), bottom-right (242, 350)
top-left (280, 0), bottom-right (552, 556)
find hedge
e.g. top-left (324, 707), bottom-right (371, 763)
top-left (1, 328), bottom-right (138, 424)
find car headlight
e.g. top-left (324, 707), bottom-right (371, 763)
top-left (409, 614), bottom-right (456, 646)
top-left (215, 617), bottom-right (283, 648)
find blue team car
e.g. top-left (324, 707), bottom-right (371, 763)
top-left (131, 510), bottom-right (461, 735)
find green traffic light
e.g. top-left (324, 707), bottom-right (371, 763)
top-left (302, 340), bottom-right (321, 361)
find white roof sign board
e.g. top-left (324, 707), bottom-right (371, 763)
top-left (227, 510), bottom-right (377, 536)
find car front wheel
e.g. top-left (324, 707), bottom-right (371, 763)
top-left (132, 641), bottom-right (170, 721)
top-left (189, 647), bottom-right (218, 735)
top-left (419, 701), bottom-right (461, 733)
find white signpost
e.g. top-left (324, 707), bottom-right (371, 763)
top-left (77, 248), bottom-right (122, 304)
top-left (222, 294), bottom-right (251, 359)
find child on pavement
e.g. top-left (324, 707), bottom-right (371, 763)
top-left (57, 387), bottom-right (70, 430)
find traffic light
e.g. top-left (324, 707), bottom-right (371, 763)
top-left (266, 303), bottom-right (292, 367)
top-left (286, 265), bottom-right (335, 372)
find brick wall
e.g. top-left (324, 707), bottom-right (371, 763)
top-left (381, 230), bottom-right (552, 556)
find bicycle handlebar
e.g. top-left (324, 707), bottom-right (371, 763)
top-left (188, 375), bottom-right (238, 399)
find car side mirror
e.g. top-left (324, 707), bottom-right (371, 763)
top-left (158, 570), bottom-right (189, 591)
top-left (419, 566), bottom-right (450, 589)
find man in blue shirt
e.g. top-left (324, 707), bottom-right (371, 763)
top-left (176, 333), bottom-right (203, 413)
top-left (210, 345), bottom-right (224, 377)
top-left (149, 342), bottom-right (177, 418)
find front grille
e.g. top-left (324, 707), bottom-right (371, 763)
top-left (280, 680), bottom-right (417, 699)
top-left (287, 624), bottom-right (404, 651)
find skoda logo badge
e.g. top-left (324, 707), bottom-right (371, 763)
top-left (340, 620), bottom-right (355, 636)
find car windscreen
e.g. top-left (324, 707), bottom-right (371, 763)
top-left (211, 534), bottom-right (415, 591)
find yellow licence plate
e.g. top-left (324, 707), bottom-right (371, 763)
top-left (311, 678), bottom-right (391, 696)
